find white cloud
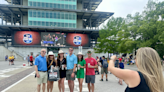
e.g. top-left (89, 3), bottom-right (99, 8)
top-left (96, 0), bottom-right (164, 17)
top-left (96, 0), bottom-right (164, 28)
top-left (0, 0), bottom-right (164, 26)
top-left (0, 0), bottom-right (8, 4)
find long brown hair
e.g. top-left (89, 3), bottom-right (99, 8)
top-left (47, 55), bottom-right (57, 66)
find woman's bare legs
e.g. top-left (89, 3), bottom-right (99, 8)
top-left (50, 81), bottom-right (54, 92)
top-left (78, 78), bottom-right (84, 92)
top-left (47, 81), bottom-right (50, 92)
top-left (58, 78), bottom-right (65, 92)
top-left (58, 80), bottom-right (61, 92)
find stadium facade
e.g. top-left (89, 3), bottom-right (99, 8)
top-left (0, 0), bottom-right (114, 59)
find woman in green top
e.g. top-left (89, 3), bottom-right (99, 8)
top-left (77, 52), bottom-right (86, 92)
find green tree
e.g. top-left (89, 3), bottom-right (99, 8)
top-left (137, 0), bottom-right (164, 57)
top-left (95, 0), bottom-right (164, 58)
top-left (117, 12), bottom-right (142, 53)
top-left (94, 17), bottom-right (124, 57)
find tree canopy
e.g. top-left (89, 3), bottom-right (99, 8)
top-left (94, 0), bottom-right (164, 58)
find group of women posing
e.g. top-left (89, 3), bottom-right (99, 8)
top-left (46, 50), bottom-right (86, 92)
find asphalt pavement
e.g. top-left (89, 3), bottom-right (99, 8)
top-left (0, 61), bottom-right (163, 92)
top-left (0, 60), bottom-right (28, 70)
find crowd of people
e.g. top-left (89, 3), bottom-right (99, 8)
top-left (3, 46), bottom-right (161, 92)
top-left (34, 47), bottom-right (98, 92)
top-left (33, 47), bottom-right (164, 92)
top-left (123, 57), bottom-right (136, 65)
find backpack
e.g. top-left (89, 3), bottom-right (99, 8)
top-left (119, 62), bottom-right (124, 69)
top-left (103, 59), bottom-right (108, 68)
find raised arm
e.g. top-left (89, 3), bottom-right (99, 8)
top-left (108, 55), bottom-right (139, 84)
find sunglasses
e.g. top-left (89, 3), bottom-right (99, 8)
top-left (69, 49), bottom-right (73, 51)
top-left (42, 51), bottom-right (46, 53)
top-left (87, 52), bottom-right (91, 54)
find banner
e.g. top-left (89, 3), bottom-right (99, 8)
top-left (13, 31), bottom-right (90, 47)
top-left (66, 33), bottom-right (89, 47)
top-left (13, 31), bottom-right (41, 45)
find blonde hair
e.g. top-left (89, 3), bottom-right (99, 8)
top-left (136, 47), bottom-right (164, 92)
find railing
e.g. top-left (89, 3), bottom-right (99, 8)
top-left (8, 48), bottom-right (25, 59)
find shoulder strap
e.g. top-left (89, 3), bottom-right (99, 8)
top-left (60, 59), bottom-right (65, 68)
top-left (48, 60), bottom-right (54, 69)
top-left (57, 59), bottom-right (65, 68)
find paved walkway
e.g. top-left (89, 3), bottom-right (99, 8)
top-left (0, 61), bottom-right (33, 91)
top-left (0, 61), bottom-right (163, 92)
top-left (94, 65), bottom-right (138, 92)
top-left (0, 61), bottom-right (31, 81)
top-left (0, 60), bottom-right (28, 70)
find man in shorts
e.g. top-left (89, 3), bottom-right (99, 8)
top-left (30, 53), bottom-right (34, 66)
top-left (100, 56), bottom-right (108, 81)
top-left (35, 49), bottom-right (47, 92)
top-left (9, 55), bottom-right (12, 65)
top-left (66, 47), bottom-right (77, 92)
top-left (85, 51), bottom-right (98, 92)
top-left (11, 55), bottom-right (14, 65)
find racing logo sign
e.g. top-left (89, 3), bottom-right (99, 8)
top-left (73, 36), bottom-right (82, 45)
top-left (23, 34), bottom-right (33, 44)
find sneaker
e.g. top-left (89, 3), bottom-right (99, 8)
top-left (106, 79), bottom-right (108, 81)
top-left (100, 79), bottom-right (103, 81)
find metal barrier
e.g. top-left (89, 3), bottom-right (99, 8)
top-left (8, 48), bottom-right (25, 59)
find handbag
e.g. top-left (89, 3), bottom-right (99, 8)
top-left (48, 67), bottom-right (60, 81)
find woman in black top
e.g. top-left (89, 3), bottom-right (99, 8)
top-left (57, 50), bottom-right (66, 92)
top-left (47, 51), bottom-right (57, 92)
top-left (108, 47), bottom-right (164, 92)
